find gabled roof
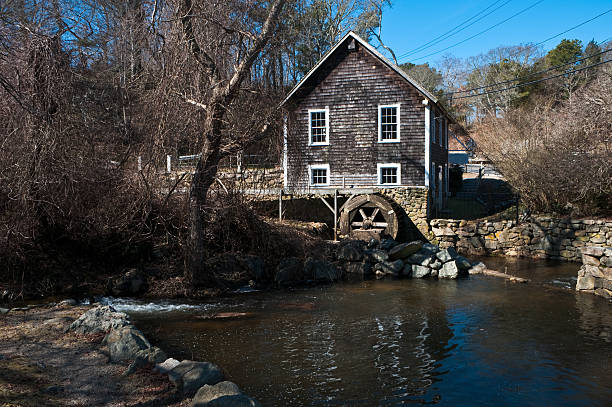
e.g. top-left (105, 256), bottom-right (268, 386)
top-left (281, 31), bottom-right (439, 107)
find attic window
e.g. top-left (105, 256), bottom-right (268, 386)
top-left (378, 104), bottom-right (400, 143)
top-left (348, 38), bottom-right (356, 51)
top-left (308, 108), bottom-right (329, 145)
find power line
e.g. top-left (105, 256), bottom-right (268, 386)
top-left (446, 47), bottom-right (612, 95)
top-left (451, 58), bottom-right (612, 100)
top-left (402, 0), bottom-right (546, 63)
top-left (397, 0), bottom-right (512, 60)
top-left (441, 8), bottom-right (612, 69)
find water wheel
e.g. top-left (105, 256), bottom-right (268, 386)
top-left (339, 194), bottom-right (398, 239)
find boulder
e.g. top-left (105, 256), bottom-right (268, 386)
top-left (69, 305), bottom-right (130, 334)
top-left (429, 260), bottom-right (442, 270)
top-left (576, 275), bottom-right (595, 291)
top-left (337, 243), bottom-right (363, 262)
top-left (377, 260), bottom-right (404, 277)
top-left (239, 255), bottom-right (265, 281)
top-left (388, 241), bottom-right (423, 260)
top-left (368, 250), bottom-right (389, 263)
top-left (109, 269), bottom-right (147, 297)
top-left (422, 243), bottom-right (440, 253)
top-left (380, 238), bottom-right (398, 251)
top-left (104, 326), bottom-right (151, 363)
top-left (169, 360), bottom-right (224, 395)
top-left (207, 395), bottom-right (262, 407)
top-left (192, 381), bottom-right (242, 407)
top-left (200, 254), bottom-right (250, 288)
top-left (439, 261), bottom-right (460, 279)
top-left (124, 346), bottom-right (167, 375)
top-left (436, 248), bottom-right (458, 263)
top-left (455, 256), bottom-right (472, 270)
top-left (402, 264), bottom-right (412, 277)
top-left (343, 262), bottom-right (373, 277)
top-left (59, 299), bottom-right (77, 307)
top-left (274, 257), bottom-right (304, 286)
top-left (155, 358), bottom-right (181, 374)
top-left (305, 258), bottom-right (342, 282)
top-left (406, 250), bottom-right (435, 266)
top-left (468, 262), bottom-right (487, 274)
top-left (367, 239), bottom-right (379, 249)
top-left (412, 265), bottom-right (431, 278)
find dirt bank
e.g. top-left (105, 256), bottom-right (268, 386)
top-left (0, 305), bottom-right (187, 407)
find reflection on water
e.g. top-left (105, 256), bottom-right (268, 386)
top-left (130, 260), bottom-right (612, 406)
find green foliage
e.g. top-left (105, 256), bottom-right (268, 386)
top-left (546, 38), bottom-right (583, 69)
top-left (399, 62), bottom-right (443, 94)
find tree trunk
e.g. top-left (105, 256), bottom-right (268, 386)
top-left (187, 103), bottom-right (224, 284)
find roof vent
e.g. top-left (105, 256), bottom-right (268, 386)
top-left (348, 38), bottom-right (356, 51)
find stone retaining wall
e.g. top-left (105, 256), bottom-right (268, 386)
top-left (576, 246), bottom-right (612, 299)
top-left (379, 187), bottom-right (430, 240)
top-left (430, 217), bottom-right (612, 262)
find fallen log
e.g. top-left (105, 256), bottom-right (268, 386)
top-left (469, 266), bottom-right (529, 283)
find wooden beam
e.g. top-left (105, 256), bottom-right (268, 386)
top-left (319, 195), bottom-right (334, 214)
top-left (278, 189), bottom-right (283, 221)
top-left (334, 189), bottom-right (338, 241)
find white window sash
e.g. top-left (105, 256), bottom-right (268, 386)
top-left (378, 104), bottom-right (401, 143)
top-left (377, 163), bottom-right (401, 185)
top-left (308, 108), bottom-right (330, 146)
top-left (308, 164), bottom-right (330, 186)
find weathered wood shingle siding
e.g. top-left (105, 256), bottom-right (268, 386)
top-left (286, 41), bottom-right (427, 189)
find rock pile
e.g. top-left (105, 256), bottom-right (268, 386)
top-left (69, 305), bottom-right (262, 406)
top-left (339, 238), bottom-right (474, 279)
top-left (576, 246), bottom-right (612, 299)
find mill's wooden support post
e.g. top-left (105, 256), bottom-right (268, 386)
top-left (279, 189), bottom-right (283, 221)
top-left (334, 189), bottom-right (338, 241)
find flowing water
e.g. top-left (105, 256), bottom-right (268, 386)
top-left (115, 258), bottom-right (611, 406)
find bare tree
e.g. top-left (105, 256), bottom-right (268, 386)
top-left (168, 0), bottom-right (287, 282)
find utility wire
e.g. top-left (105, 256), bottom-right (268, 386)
top-left (397, 0), bottom-right (512, 59)
top-left (402, 0), bottom-right (545, 63)
top-left (441, 8), bottom-right (612, 69)
top-left (451, 58), bottom-right (612, 99)
top-left (446, 47), bottom-right (612, 95)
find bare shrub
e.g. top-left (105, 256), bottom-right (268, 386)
top-left (471, 66), bottom-right (612, 215)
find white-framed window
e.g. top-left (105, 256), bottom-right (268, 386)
top-left (378, 104), bottom-right (400, 142)
top-left (309, 164), bottom-right (330, 186)
top-left (431, 108), bottom-right (437, 145)
top-left (308, 108), bottom-right (329, 146)
top-left (377, 163), bottom-right (401, 185)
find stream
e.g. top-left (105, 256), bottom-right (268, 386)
top-left (110, 258), bottom-right (611, 406)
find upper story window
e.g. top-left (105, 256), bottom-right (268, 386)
top-left (309, 164), bottom-right (330, 186)
top-left (377, 163), bottom-right (401, 185)
top-left (308, 108), bottom-right (329, 145)
top-left (378, 104), bottom-right (400, 143)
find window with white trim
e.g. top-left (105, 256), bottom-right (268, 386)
top-left (308, 108), bottom-right (329, 145)
top-left (309, 164), bottom-right (330, 186)
top-left (378, 104), bottom-right (400, 142)
top-left (377, 163), bottom-right (401, 185)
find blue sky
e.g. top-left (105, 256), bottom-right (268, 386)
top-left (381, 0), bottom-right (612, 67)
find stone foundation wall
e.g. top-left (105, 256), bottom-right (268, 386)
top-left (430, 217), bottom-right (612, 262)
top-left (576, 246), bottom-right (612, 299)
top-left (379, 187), bottom-right (430, 240)
top-left (218, 167), bottom-right (283, 190)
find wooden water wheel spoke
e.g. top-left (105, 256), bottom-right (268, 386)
top-left (351, 222), bottom-right (364, 227)
top-left (371, 208), bottom-right (380, 218)
top-left (359, 209), bottom-right (368, 220)
top-left (372, 222), bottom-right (388, 227)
